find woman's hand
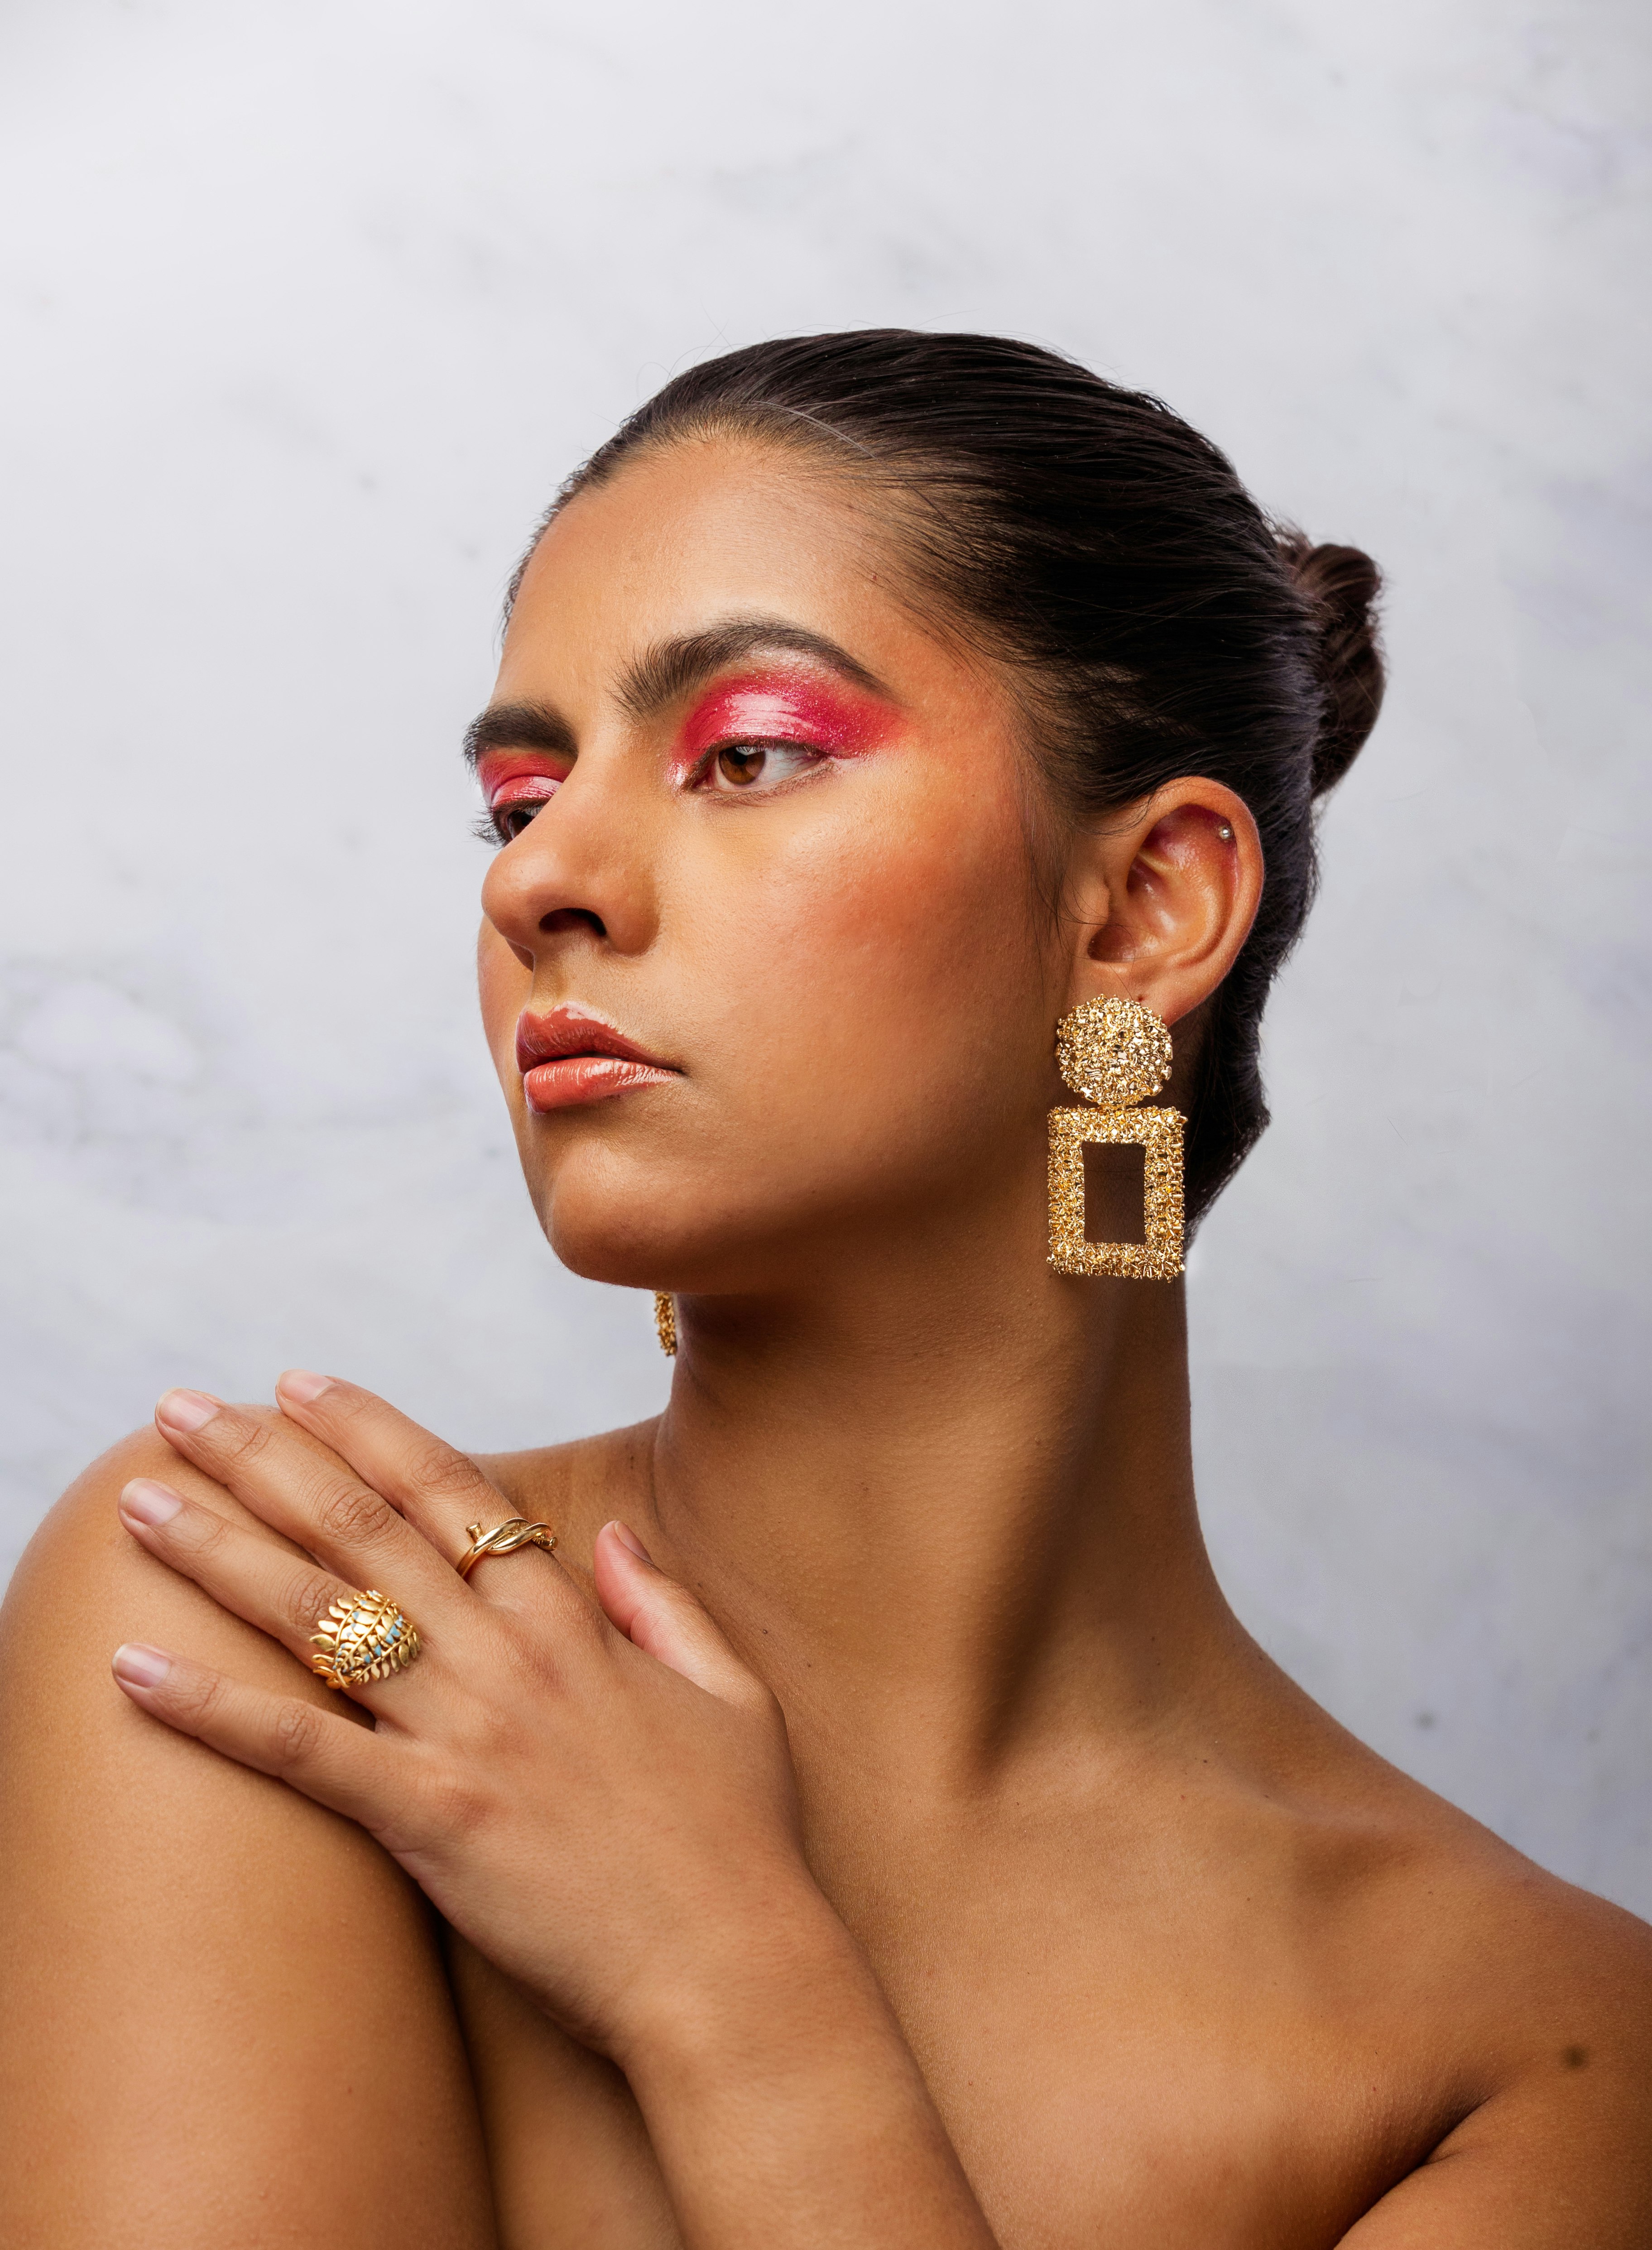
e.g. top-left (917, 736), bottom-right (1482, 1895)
top-left (111, 1375), bottom-right (1000, 2247)
top-left (109, 1373), bottom-right (816, 2064)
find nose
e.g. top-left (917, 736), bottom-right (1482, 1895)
top-left (480, 749), bottom-right (663, 971)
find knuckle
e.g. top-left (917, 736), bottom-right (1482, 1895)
top-left (314, 1380), bottom-right (370, 1424)
top-left (314, 1478), bottom-right (392, 1548)
top-left (499, 1616), bottom-right (567, 1692)
top-left (287, 1565), bottom-right (350, 1635)
top-left (269, 1698), bottom-right (325, 1769)
top-left (423, 1763), bottom-right (485, 1837)
top-left (653, 1578), bottom-right (703, 1624)
top-left (221, 1413), bottom-right (278, 1468)
top-left (181, 1504), bottom-right (232, 1561)
top-left (168, 1664), bottom-right (226, 1727)
top-left (310, 1377), bottom-right (365, 1413)
top-left (404, 1433), bottom-right (486, 1501)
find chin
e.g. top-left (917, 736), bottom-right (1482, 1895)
top-left (543, 1213), bottom-right (681, 1292)
top-left (524, 1142), bottom-right (722, 1292)
top-left (527, 1138), bottom-right (855, 1298)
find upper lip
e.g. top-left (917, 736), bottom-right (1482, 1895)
top-left (514, 1005), bottom-right (676, 1075)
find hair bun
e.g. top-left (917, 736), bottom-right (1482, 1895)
top-left (1275, 530), bottom-right (1385, 796)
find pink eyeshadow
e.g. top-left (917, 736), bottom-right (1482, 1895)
top-left (477, 752), bottom-right (566, 808)
top-left (675, 669), bottom-right (896, 771)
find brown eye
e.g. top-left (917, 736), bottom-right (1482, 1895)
top-left (716, 745), bottom-right (768, 787)
top-left (699, 741), bottom-right (820, 796)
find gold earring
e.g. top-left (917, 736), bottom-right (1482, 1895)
top-left (1047, 997), bottom-right (1186, 1280)
top-left (654, 1292), bottom-right (677, 1356)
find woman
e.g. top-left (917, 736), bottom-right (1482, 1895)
top-left (2, 332), bottom-right (1647, 2247)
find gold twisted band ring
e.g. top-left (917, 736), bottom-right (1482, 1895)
top-left (309, 1588), bottom-right (421, 1690)
top-left (456, 1518), bottom-right (559, 1581)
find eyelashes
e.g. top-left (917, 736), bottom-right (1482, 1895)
top-left (474, 740), bottom-right (831, 844)
top-left (476, 807), bottom-right (556, 846)
top-left (475, 772), bottom-right (562, 846)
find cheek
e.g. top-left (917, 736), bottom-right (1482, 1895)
top-left (818, 776), bottom-right (1028, 968)
top-left (691, 772), bottom-right (1041, 1101)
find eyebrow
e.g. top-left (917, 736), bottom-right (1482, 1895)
top-left (462, 701), bottom-right (576, 770)
top-left (616, 615), bottom-right (890, 720)
top-left (461, 614), bottom-right (890, 771)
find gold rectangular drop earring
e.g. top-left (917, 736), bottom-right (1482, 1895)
top-left (654, 1292), bottom-right (677, 1356)
top-left (1047, 997), bottom-right (1186, 1280)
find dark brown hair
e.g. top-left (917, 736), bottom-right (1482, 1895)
top-left (522, 331), bottom-right (1383, 1225)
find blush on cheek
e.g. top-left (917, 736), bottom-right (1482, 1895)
top-left (673, 670), bottom-right (898, 773)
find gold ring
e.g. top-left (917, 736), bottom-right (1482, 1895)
top-left (456, 1518), bottom-right (558, 1580)
top-left (308, 1588), bottom-right (421, 1690)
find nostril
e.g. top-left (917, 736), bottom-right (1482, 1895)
top-left (540, 908), bottom-right (606, 938)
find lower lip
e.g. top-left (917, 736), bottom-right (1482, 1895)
top-left (522, 1057), bottom-right (678, 1112)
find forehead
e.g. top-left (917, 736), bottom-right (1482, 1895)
top-left (496, 438), bottom-right (942, 705)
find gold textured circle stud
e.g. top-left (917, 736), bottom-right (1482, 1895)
top-left (1055, 996), bottom-right (1174, 1109)
top-left (308, 1588), bottom-right (421, 1690)
top-left (455, 1518), bottom-right (558, 1580)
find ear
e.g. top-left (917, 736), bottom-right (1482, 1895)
top-left (1060, 780), bottom-right (1263, 1028)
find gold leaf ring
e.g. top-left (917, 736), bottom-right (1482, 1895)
top-left (308, 1588), bottom-right (421, 1690)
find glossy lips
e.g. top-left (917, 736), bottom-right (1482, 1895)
top-left (515, 1005), bottom-right (678, 1112)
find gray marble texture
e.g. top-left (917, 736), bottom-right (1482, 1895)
top-left (1, 0), bottom-right (1647, 1911)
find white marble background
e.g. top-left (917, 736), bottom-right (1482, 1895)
top-left (2, 0), bottom-right (1647, 1911)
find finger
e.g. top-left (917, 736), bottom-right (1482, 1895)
top-left (153, 1389), bottom-right (459, 1606)
top-left (273, 1372), bottom-right (577, 1605)
top-left (593, 1522), bottom-right (773, 1714)
top-left (117, 1476), bottom-right (424, 1697)
top-left (111, 1640), bottom-right (397, 1833)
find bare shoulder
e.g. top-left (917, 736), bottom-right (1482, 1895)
top-left (1400, 1792), bottom-right (1652, 2116)
top-left (0, 1425), bottom-right (492, 2247)
top-left (1343, 1823), bottom-right (1652, 2242)
top-left (1242, 1674), bottom-right (1652, 2238)
top-left (1306, 1705), bottom-right (1651, 2036)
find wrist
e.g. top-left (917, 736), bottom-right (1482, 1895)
top-left (613, 1872), bottom-right (877, 2097)
top-left (612, 1877), bottom-right (998, 2250)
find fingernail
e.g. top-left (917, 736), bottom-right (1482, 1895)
top-left (155, 1388), bottom-right (221, 1434)
top-left (609, 1520), bottom-right (653, 1562)
top-left (276, 1368), bottom-right (334, 1405)
top-left (113, 1643), bottom-right (173, 1689)
top-left (120, 1479), bottom-right (183, 1528)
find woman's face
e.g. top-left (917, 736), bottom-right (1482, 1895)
top-left (475, 438), bottom-right (1067, 1293)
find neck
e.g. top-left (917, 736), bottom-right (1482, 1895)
top-left (647, 1226), bottom-right (1241, 1792)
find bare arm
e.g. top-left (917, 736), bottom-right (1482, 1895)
top-left (0, 1429), bottom-right (495, 2250)
top-left (615, 1894), bottom-right (997, 2250)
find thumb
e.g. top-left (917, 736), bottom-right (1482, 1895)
top-left (592, 1522), bottom-right (770, 1712)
